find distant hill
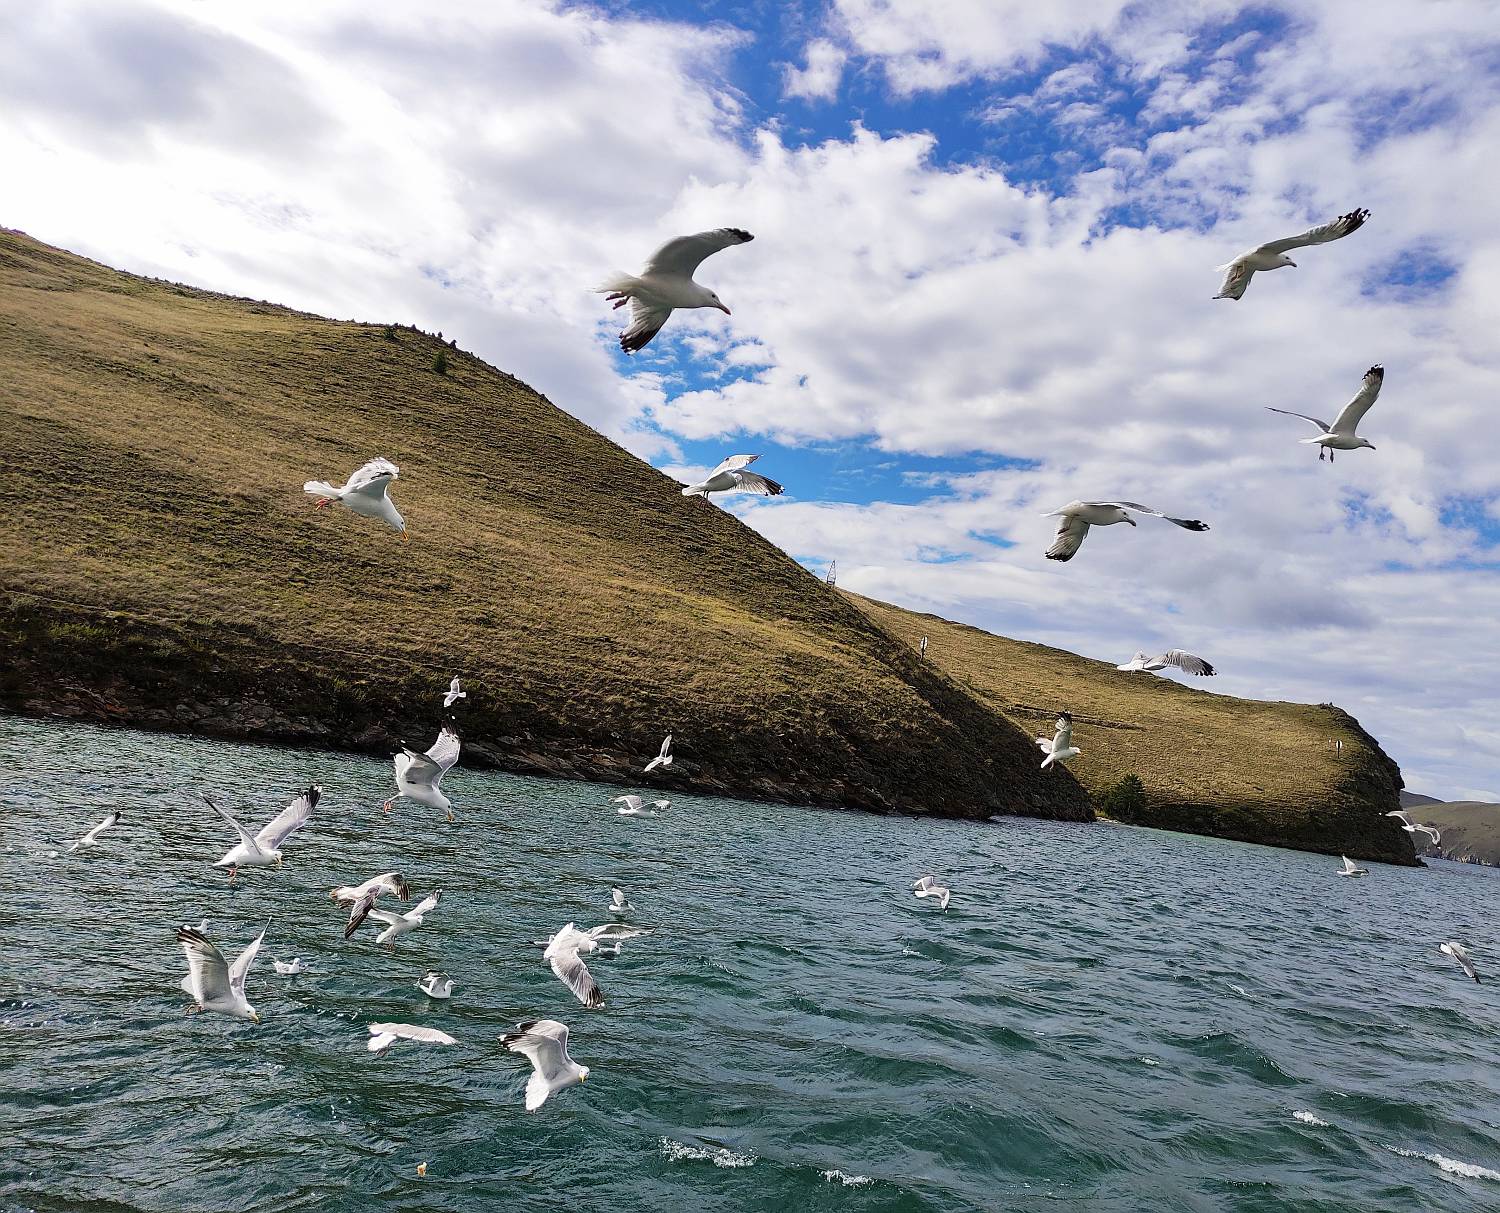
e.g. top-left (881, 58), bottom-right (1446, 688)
top-left (1400, 790), bottom-right (1443, 808)
top-left (1405, 802), bottom-right (1500, 867)
top-left (850, 595), bottom-right (1414, 863)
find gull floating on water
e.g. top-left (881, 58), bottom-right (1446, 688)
top-left (178, 923), bottom-right (266, 1022)
top-left (442, 677), bottom-right (467, 709)
top-left (681, 454), bottom-right (784, 501)
top-left (364, 890), bottom-right (443, 951)
top-left (331, 871), bottom-right (412, 939)
top-left (608, 887), bottom-right (634, 916)
top-left (206, 785), bottom-right (320, 881)
top-left (599, 227), bottom-right (753, 353)
top-left (643, 734), bottom-right (673, 773)
top-left (613, 794), bottom-right (669, 817)
top-left (1043, 501), bottom-right (1209, 562)
top-left (500, 1019), bottom-right (588, 1111)
top-left (1440, 941), bottom-right (1479, 982)
top-left (1385, 810), bottom-right (1441, 845)
top-left (1037, 713), bottom-right (1081, 770)
top-left (69, 810), bottom-right (121, 852)
top-left (419, 971), bottom-right (456, 999)
top-left (1213, 208), bottom-right (1370, 300)
top-left (387, 726), bottom-right (461, 822)
top-left (1337, 855), bottom-right (1368, 877)
top-left (304, 457), bottom-right (407, 539)
top-left (1117, 649), bottom-right (1216, 676)
top-left (367, 1022), bottom-right (458, 1053)
top-left (1267, 365), bottom-right (1384, 462)
top-left (273, 958), bottom-right (306, 976)
top-left (913, 875), bottom-right (951, 910)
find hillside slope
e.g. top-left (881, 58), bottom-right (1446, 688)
top-left (0, 229), bottom-right (1090, 822)
top-left (1405, 802), bottom-right (1500, 866)
top-left (851, 595), bottom-right (1415, 863)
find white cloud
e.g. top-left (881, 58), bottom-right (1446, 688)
top-left (783, 37), bottom-right (847, 101)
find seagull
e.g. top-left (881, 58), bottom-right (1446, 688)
top-left (418, 971), bottom-right (456, 999)
top-left (273, 958), bottom-right (307, 976)
top-left (612, 795), bottom-right (669, 817)
top-left (442, 677), bottom-right (467, 709)
top-left (1440, 941), bottom-right (1479, 982)
top-left (681, 454), bottom-right (784, 501)
top-left (68, 810), bottom-right (121, 852)
top-left (598, 227), bottom-right (754, 353)
top-left (1037, 713), bottom-right (1081, 770)
top-left (206, 785), bottom-right (320, 882)
top-left (363, 890), bottom-right (443, 950)
top-left (1043, 501), bottom-right (1209, 562)
top-left (303, 457), bottom-right (407, 539)
top-left (608, 887), bottom-right (634, 916)
top-left (542, 923), bottom-right (651, 1008)
top-left (178, 923), bottom-right (265, 1022)
top-left (1267, 365), bottom-right (1384, 462)
top-left (1117, 650), bottom-right (1216, 676)
top-left (386, 726), bottom-right (461, 821)
top-left (643, 734), bottom-right (673, 774)
top-left (1385, 810), bottom-right (1441, 845)
top-left (367, 1022), bottom-right (458, 1053)
top-left (500, 1019), bottom-right (588, 1111)
top-left (919, 636), bottom-right (928, 660)
top-left (1336, 855), bottom-right (1368, 877)
top-left (913, 875), bottom-right (951, 910)
top-left (330, 871), bottom-right (412, 939)
top-left (1213, 208), bottom-right (1371, 300)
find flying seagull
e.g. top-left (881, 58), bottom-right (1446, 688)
top-left (608, 887), bottom-right (634, 916)
top-left (69, 810), bottom-right (121, 852)
top-left (330, 871), bottom-right (411, 939)
top-left (1267, 365), bottom-right (1384, 462)
top-left (1439, 941), bottom-right (1479, 982)
top-left (681, 454), bottom-right (784, 501)
top-left (1117, 650), bottom-right (1216, 676)
top-left (1385, 810), bottom-right (1441, 845)
top-left (363, 890), bottom-right (443, 950)
top-left (541, 923), bottom-right (650, 1009)
top-left (386, 725), bottom-right (461, 821)
top-left (303, 457), bottom-right (407, 539)
top-left (367, 1022), bottom-right (458, 1053)
top-left (500, 1019), bottom-right (588, 1111)
top-left (1336, 855), bottom-right (1368, 877)
top-left (442, 677), bottom-right (467, 709)
top-left (643, 734), bottom-right (673, 773)
top-left (418, 971), bottom-right (456, 999)
top-left (1043, 501), bottom-right (1209, 562)
top-left (1213, 208), bottom-right (1371, 300)
top-left (178, 923), bottom-right (265, 1022)
top-left (1037, 713), bottom-right (1081, 770)
top-left (273, 958), bottom-right (307, 976)
top-left (599, 227), bottom-right (754, 353)
top-left (913, 875), bottom-right (951, 911)
top-left (206, 785), bottom-right (320, 881)
top-left (612, 794), bottom-right (669, 817)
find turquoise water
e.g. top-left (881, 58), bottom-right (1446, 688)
top-left (2, 716), bottom-right (1496, 1212)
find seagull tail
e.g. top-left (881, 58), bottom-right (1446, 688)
top-left (303, 480), bottom-right (339, 499)
top-left (595, 272), bottom-right (642, 296)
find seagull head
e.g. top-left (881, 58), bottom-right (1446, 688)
top-left (704, 288), bottom-right (730, 315)
top-left (577, 1066), bottom-right (589, 1083)
top-left (1359, 439), bottom-right (1376, 450)
top-left (1279, 256), bottom-right (1297, 268)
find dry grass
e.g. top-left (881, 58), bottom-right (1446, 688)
top-left (1408, 803), bottom-right (1500, 865)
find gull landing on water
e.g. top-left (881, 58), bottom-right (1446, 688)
top-left (613, 794), bottom-right (669, 817)
top-left (178, 923), bottom-right (266, 1022)
top-left (913, 875), bottom-right (951, 910)
top-left (643, 734), bottom-right (673, 774)
top-left (1043, 501), bottom-right (1208, 562)
top-left (1385, 810), bottom-right (1441, 845)
top-left (206, 785), bottom-right (320, 882)
top-left (608, 887), bottom-right (634, 916)
top-left (1337, 855), bottom-right (1368, 877)
top-left (303, 457), bottom-right (407, 539)
top-left (418, 971), bottom-right (456, 999)
top-left (273, 958), bottom-right (306, 976)
top-left (367, 1022), bottom-right (457, 1053)
top-left (1213, 208), bottom-right (1370, 300)
top-left (1440, 941), bottom-right (1479, 982)
top-left (500, 1020), bottom-right (588, 1111)
top-left (1037, 713), bottom-right (1080, 770)
top-left (681, 454), bottom-right (784, 501)
top-left (599, 227), bottom-right (753, 353)
top-left (387, 726), bottom-right (461, 821)
top-left (442, 677), bottom-right (467, 709)
top-left (331, 871), bottom-right (411, 939)
top-left (1117, 650), bottom-right (1216, 677)
top-left (363, 890), bottom-right (442, 950)
top-left (1267, 365), bottom-right (1384, 462)
top-left (69, 810), bottom-right (121, 852)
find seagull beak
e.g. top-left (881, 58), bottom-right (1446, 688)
top-left (1126, 518), bottom-right (1137, 527)
top-left (716, 302), bottom-right (731, 315)
top-left (400, 530), bottom-right (410, 543)
top-left (579, 1072), bottom-right (587, 1082)
top-left (1288, 260), bottom-right (1298, 268)
top-left (251, 1011), bottom-right (260, 1023)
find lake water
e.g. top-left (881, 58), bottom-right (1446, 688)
top-left (1, 716), bottom-right (1496, 1212)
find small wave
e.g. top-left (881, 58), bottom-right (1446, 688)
top-left (660, 1138), bottom-right (755, 1169)
top-left (1140, 1057), bottom-right (1160, 1067)
top-left (1387, 1146), bottom-right (1500, 1181)
top-left (821, 1169), bottom-right (872, 1186)
top-left (1293, 1111), bottom-right (1329, 1126)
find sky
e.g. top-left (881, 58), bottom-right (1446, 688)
top-left (4, 0), bottom-right (1500, 798)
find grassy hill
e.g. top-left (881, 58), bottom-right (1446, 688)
top-left (1400, 790), bottom-right (1443, 808)
top-left (850, 595), bottom-right (1415, 863)
top-left (0, 229), bottom-right (1091, 823)
top-left (1405, 802), bottom-right (1500, 866)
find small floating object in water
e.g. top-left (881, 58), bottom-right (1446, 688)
top-left (416, 1161), bottom-right (428, 1178)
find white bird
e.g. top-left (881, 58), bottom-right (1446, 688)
top-left (364, 890), bottom-right (442, 950)
top-left (1214, 208), bottom-right (1370, 300)
top-left (1336, 855), bottom-right (1368, 877)
top-left (386, 726), bottom-right (461, 821)
top-left (418, 971), bottom-right (456, 999)
top-left (542, 923), bottom-right (650, 1009)
top-left (643, 734), bottom-right (673, 773)
top-left (608, 887), bottom-right (634, 916)
top-left (303, 457), bottom-right (407, 538)
top-left (919, 636), bottom-right (928, 660)
top-left (206, 785), bottom-right (320, 881)
top-left (913, 875), bottom-right (951, 911)
top-left (367, 1022), bottom-right (458, 1053)
top-left (1440, 941), bottom-right (1479, 982)
top-left (500, 1019), bottom-right (588, 1111)
top-left (1267, 365), bottom-right (1384, 462)
top-left (442, 677), bottom-right (467, 709)
top-left (681, 454), bottom-right (784, 500)
top-left (68, 810), bottom-right (121, 852)
top-left (273, 958), bottom-right (306, 976)
top-left (1116, 650), bottom-right (1216, 677)
top-left (330, 871), bottom-right (412, 939)
top-left (1385, 810), bottom-right (1441, 845)
top-left (612, 795), bottom-right (669, 817)
top-left (598, 227), bottom-right (754, 353)
top-left (1043, 500), bottom-right (1209, 562)
top-left (1037, 713), bottom-right (1081, 770)
top-left (178, 923), bottom-right (265, 1022)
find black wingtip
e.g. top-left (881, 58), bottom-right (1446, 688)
top-left (1184, 520), bottom-right (1210, 531)
top-left (765, 479), bottom-right (785, 496)
top-left (1045, 552), bottom-right (1072, 562)
top-left (1342, 207), bottom-right (1371, 232)
top-left (1202, 663), bottom-right (1217, 676)
top-left (727, 228), bottom-right (754, 242)
top-left (1368, 364), bottom-right (1384, 379)
top-left (306, 785), bottom-right (321, 807)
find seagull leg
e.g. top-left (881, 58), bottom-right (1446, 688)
top-left (446, 810), bottom-right (454, 823)
top-left (382, 798), bottom-right (394, 814)
top-left (314, 498), bottom-right (331, 509)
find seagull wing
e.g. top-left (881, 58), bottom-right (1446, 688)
top-left (1090, 502), bottom-right (1210, 532)
top-left (254, 785), bottom-right (320, 851)
top-left (424, 726), bottom-right (462, 775)
top-left (547, 943), bottom-right (604, 1008)
top-left (1117, 652), bottom-right (1150, 671)
top-left (728, 470), bottom-right (784, 497)
top-left (73, 811), bottom-right (121, 848)
top-left (177, 927), bottom-right (231, 1004)
top-left (709, 454), bottom-right (759, 477)
top-left (408, 891), bottom-right (442, 919)
top-left (1160, 649), bottom-right (1216, 676)
top-left (368, 1022), bottom-right (457, 1045)
top-left (1256, 208), bottom-right (1370, 255)
top-left (1214, 261), bottom-right (1253, 300)
top-left (345, 888), bottom-right (380, 938)
top-left (1385, 810), bottom-right (1415, 827)
top-left (620, 298), bottom-right (672, 354)
top-left (643, 228), bottom-right (754, 278)
top-left (1265, 406), bottom-right (1332, 433)
top-left (613, 795), bottom-right (644, 811)
top-left (1045, 514), bottom-right (1090, 562)
top-left (1329, 365), bottom-right (1384, 435)
top-left (363, 909), bottom-right (403, 927)
top-left (205, 796), bottom-right (258, 852)
top-left (228, 922), bottom-right (268, 995)
top-left (343, 458), bottom-right (399, 496)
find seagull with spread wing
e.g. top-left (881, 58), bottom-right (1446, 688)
top-left (1336, 855), bottom-right (1368, 877)
top-left (1037, 713), bottom-right (1081, 770)
top-left (330, 871), bottom-right (411, 939)
top-left (542, 923), bottom-right (650, 1009)
top-left (178, 923), bottom-right (266, 1022)
top-left (1385, 809), bottom-right (1441, 845)
top-left (1440, 941), bottom-right (1479, 982)
top-left (681, 454), bottom-right (784, 501)
top-left (442, 677), bottom-right (467, 709)
top-left (303, 457), bottom-right (407, 538)
top-left (1266, 365), bottom-right (1384, 462)
top-left (500, 1020), bottom-right (589, 1111)
top-left (1214, 208), bottom-right (1370, 300)
top-left (913, 875), bottom-right (951, 911)
top-left (1117, 650), bottom-right (1216, 677)
top-left (363, 890), bottom-right (443, 951)
top-left (612, 794), bottom-right (669, 817)
top-left (68, 810), bottom-right (121, 852)
top-left (643, 734), bottom-right (673, 773)
top-left (206, 785), bottom-right (320, 881)
top-left (367, 1022), bottom-right (458, 1053)
top-left (608, 887), bottom-right (634, 917)
top-left (385, 725), bottom-right (461, 821)
top-left (1043, 501), bottom-right (1209, 562)
top-left (598, 227), bottom-right (754, 353)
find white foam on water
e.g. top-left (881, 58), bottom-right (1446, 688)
top-left (1387, 1146), bottom-right (1500, 1181)
top-left (1293, 1110), bottom-right (1329, 1126)
top-left (820, 1169), bottom-right (872, 1186)
top-left (1139, 1056), bottom-right (1159, 1067)
top-left (659, 1138), bottom-right (755, 1169)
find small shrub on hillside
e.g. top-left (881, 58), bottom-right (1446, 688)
top-left (383, 324), bottom-right (397, 341)
top-left (1097, 773), bottom-right (1147, 821)
top-left (432, 349), bottom-right (448, 375)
